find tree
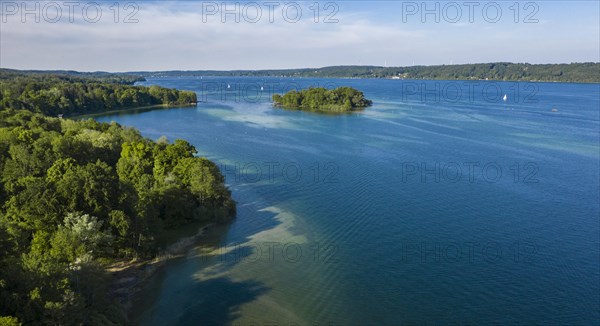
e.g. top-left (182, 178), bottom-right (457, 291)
top-left (0, 81), bottom-right (234, 323)
top-left (0, 316), bottom-right (21, 326)
top-left (153, 139), bottom-right (196, 183)
top-left (117, 141), bottom-right (154, 189)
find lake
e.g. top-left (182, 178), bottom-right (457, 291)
top-left (95, 77), bottom-right (600, 325)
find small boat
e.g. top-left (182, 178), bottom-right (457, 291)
top-left (227, 84), bottom-right (231, 89)
top-left (503, 94), bottom-right (507, 101)
top-left (261, 86), bottom-right (264, 91)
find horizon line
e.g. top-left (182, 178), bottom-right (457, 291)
top-left (1, 61), bottom-right (599, 74)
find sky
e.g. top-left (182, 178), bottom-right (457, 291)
top-left (1, 0), bottom-right (599, 72)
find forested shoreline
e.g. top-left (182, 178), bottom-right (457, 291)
top-left (5, 62), bottom-right (599, 83)
top-left (0, 72), bottom-right (234, 325)
top-left (0, 70), bottom-right (197, 117)
top-left (121, 62), bottom-right (599, 83)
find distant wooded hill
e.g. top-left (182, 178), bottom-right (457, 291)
top-left (121, 63), bottom-right (599, 83)
top-left (4, 62), bottom-right (598, 84)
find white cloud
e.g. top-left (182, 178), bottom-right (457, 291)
top-left (0, 1), bottom-right (597, 71)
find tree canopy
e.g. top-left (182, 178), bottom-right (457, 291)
top-left (0, 73), bottom-right (232, 324)
top-left (272, 87), bottom-right (373, 113)
top-left (0, 70), bottom-right (197, 117)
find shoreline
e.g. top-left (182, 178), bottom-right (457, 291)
top-left (144, 74), bottom-right (600, 84)
top-left (273, 104), bottom-right (368, 115)
top-left (106, 223), bottom-right (214, 316)
top-left (69, 102), bottom-right (198, 119)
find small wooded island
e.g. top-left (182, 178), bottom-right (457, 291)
top-left (272, 87), bottom-right (372, 113)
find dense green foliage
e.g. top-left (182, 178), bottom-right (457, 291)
top-left (374, 62), bottom-right (600, 82)
top-left (0, 70), bottom-right (197, 117)
top-left (0, 69), bottom-right (145, 85)
top-left (5, 63), bottom-right (599, 83)
top-left (125, 62), bottom-right (600, 83)
top-left (272, 87), bottom-right (372, 113)
top-left (0, 74), bottom-right (232, 324)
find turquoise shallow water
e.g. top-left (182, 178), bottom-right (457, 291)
top-left (96, 77), bottom-right (600, 325)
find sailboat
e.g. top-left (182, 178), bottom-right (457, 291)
top-left (227, 84), bottom-right (231, 89)
top-left (503, 94), bottom-right (507, 101)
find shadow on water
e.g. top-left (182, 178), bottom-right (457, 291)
top-left (175, 277), bottom-right (268, 326)
top-left (133, 207), bottom-right (281, 325)
top-left (140, 275), bottom-right (268, 326)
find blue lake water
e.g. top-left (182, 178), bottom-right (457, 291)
top-left (95, 77), bottom-right (600, 325)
